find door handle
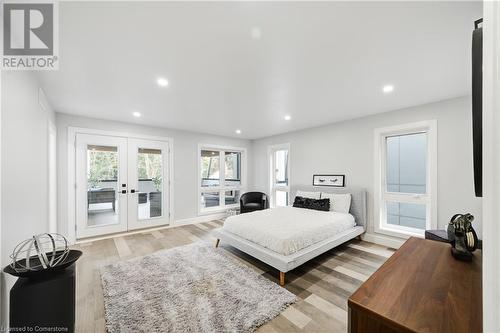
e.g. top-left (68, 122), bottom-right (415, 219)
top-left (121, 190), bottom-right (127, 194)
top-left (130, 189), bottom-right (136, 194)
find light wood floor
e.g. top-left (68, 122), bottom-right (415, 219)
top-left (73, 220), bottom-right (395, 333)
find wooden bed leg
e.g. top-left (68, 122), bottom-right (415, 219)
top-left (279, 272), bottom-right (285, 286)
top-left (357, 235), bottom-right (362, 241)
top-left (214, 239), bottom-right (220, 248)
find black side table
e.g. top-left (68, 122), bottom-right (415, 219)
top-left (10, 265), bottom-right (76, 332)
top-left (4, 249), bottom-right (82, 333)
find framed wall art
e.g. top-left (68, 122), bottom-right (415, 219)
top-left (312, 174), bottom-right (345, 187)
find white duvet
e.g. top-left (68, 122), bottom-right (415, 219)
top-left (223, 206), bottom-right (356, 255)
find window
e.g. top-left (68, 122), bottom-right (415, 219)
top-left (201, 150), bottom-right (220, 187)
top-left (374, 121), bottom-right (437, 237)
top-left (199, 146), bottom-right (245, 213)
top-left (269, 144), bottom-right (290, 207)
top-left (137, 148), bottom-right (163, 219)
top-left (224, 151), bottom-right (241, 186)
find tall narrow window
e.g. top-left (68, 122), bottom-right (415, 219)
top-left (375, 121), bottom-right (437, 237)
top-left (199, 146), bottom-right (244, 213)
top-left (269, 144), bottom-right (290, 207)
top-left (137, 148), bottom-right (163, 219)
top-left (386, 133), bottom-right (427, 229)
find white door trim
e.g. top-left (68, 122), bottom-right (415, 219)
top-left (482, 3), bottom-right (500, 331)
top-left (48, 113), bottom-right (57, 234)
top-left (67, 126), bottom-right (174, 243)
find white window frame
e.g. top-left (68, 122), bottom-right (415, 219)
top-left (268, 143), bottom-right (290, 208)
top-left (374, 120), bottom-right (437, 238)
top-left (198, 144), bottom-right (247, 215)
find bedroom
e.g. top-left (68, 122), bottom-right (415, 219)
top-left (0, 1), bottom-right (498, 332)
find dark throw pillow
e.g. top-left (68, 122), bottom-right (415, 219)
top-left (293, 196), bottom-right (330, 211)
top-left (292, 195), bottom-right (307, 208)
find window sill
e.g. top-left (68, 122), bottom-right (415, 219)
top-left (375, 226), bottom-right (425, 239)
top-left (199, 204), bottom-right (238, 216)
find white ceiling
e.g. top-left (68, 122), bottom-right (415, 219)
top-left (37, 1), bottom-right (482, 139)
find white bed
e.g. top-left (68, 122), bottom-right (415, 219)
top-left (212, 186), bottom-right (367, 286)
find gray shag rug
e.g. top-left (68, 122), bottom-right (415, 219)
top-left (100, 243), bottom-right (297, 333)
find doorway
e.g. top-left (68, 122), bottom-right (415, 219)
top-left (75, 133), bottom-right (171, 239)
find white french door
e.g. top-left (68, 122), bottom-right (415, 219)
top-left (76, 134), bottom-right (128, 238)
top-left (75, 133), bottom-right (170, 239)
top-left (127, 139), bottom-right (170, 230)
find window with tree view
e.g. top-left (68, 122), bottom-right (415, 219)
top-left (200, 148), bottom-right (243, 212)
top-left (201, 150), bottom-right (220, 187)
top-left (87, 145), bottom-right (118, 189)
top-left (86, 145), bottom-right (119, 227)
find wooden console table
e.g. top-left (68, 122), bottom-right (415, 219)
top-left (348, 237), bottom-right (482, 333)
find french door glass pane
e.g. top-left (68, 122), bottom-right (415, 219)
top-left (201, 150), bottom-right (220, 187)
top-left (386, 133), bottom-right (427, 194)
top-left (274, 150), bottom-right (288, 185)
top-left (137, 148), bottom-right (163, 219)
top-left (225, 190), bottom-right (240, 205)
top-left (387, 202), bottom-right (426, 230)
top-left (225, 152), bottom-right (241, 186)
top-left (87, 145), bottom-right (119, 227)
top-left (201, 192), bottom-right (220, 208)
top-left (275, 190), bottom-right (289, 207)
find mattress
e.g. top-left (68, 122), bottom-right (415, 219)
top-left (222, 206), bottom-right (356, 255)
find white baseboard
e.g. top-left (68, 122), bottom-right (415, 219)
top-left (172, 213), bottom-right (227, 226)
top-left (361, 232), bottom-right (405, 249)
top-left (74, 213), bottom-right (227, 244)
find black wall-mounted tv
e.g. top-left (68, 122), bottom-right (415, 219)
top-left (472, 19), bottom-right (482, 197)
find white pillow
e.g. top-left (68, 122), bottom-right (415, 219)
top-left (295, 190), bottom-right (321, 199)
top-left (321, 192), bottom-right (351, 213)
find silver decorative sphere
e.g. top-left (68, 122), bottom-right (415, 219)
top-left (10, 233), bottom-right (69, 272)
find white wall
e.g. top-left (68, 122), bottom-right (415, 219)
top-left (482, 2), bottom-right (500, 331)
top-left (1, 71), bottom-right (56, 326)
top-left (0, 70), bottom-right (2, 328)
top-left (251, 96), bottom-right (482, 243)
top-left (56, 113), bottom-right (253, 238)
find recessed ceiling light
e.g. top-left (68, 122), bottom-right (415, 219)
top-left (284, 115), bottom-right (291, 121)
top-left (251, 27), bottom-right (261, 40)
top-left (235, 129), bottom-right (242, 134)
top-left (132, 111), bottom-right (141, 118)
top-left (157, 77), bottom-right (169, 87)
top-left (382, 85), bottom-right (394, 93)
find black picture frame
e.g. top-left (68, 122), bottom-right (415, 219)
top-left (312, 174), bottom-right (345, 187)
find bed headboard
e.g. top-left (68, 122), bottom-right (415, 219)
top-left (290, 185), bottom-right (367, 230)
